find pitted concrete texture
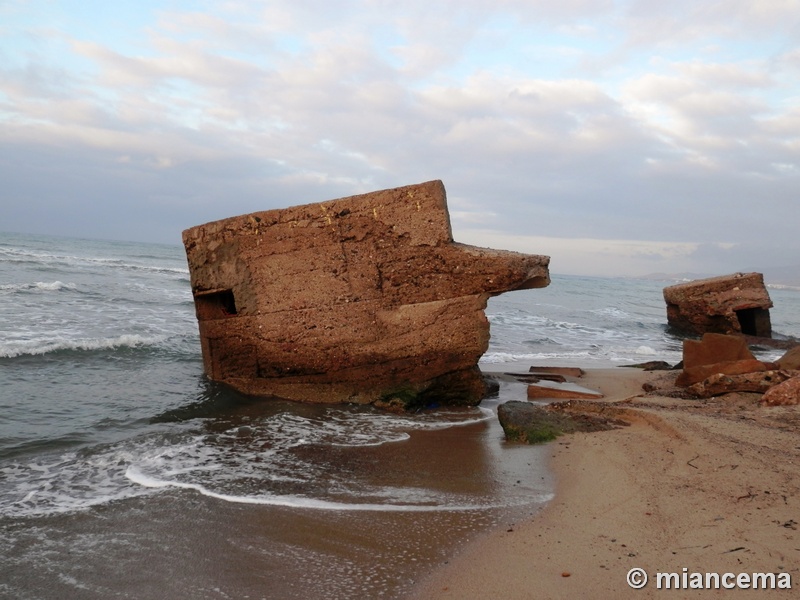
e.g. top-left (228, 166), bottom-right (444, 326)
top-left (183, 180), bottom-right (550, 409)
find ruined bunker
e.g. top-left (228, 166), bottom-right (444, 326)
top-left (182, 180), bottom-right (550, 410)
top-left (663, 272), bottom-right (772, 338)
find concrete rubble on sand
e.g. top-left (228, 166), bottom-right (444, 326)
top-left (672, 333), bottom-right (800, 404)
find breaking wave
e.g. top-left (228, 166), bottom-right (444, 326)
top-left (124, 467), bottom-right (547, 512)
top-left (0, 334), bottom-right (167, 359)
top-left (0, 281), bottom-right (78, 293)
top-left (0, 406), bottom-right (515, 517)
top-left (0, 246), bottom-right (188, 277)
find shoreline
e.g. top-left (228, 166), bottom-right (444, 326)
top-left (410, 367), bottom-right (800, 598)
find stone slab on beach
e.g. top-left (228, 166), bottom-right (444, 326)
top-left (529, 366), bottom-right (585, 378)
top-left (497, 399), bottom-right (628, 443)
top-left (526, 384), bottom-right (604, 400)
top-left (182, 180), bottom-right (550, 409)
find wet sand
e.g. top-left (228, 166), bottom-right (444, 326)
top-left (1, 384), bottom-right (555, 600)
top-left (411, 367), bottom-right (800, 598)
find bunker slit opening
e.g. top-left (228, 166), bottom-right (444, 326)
top-left (194, 288), bottom-right (238, 320)
top-left (735, 307), bottom-right (770, 337)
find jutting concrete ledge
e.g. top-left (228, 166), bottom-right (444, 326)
top-left (183, 180), bottom-right (550, 411)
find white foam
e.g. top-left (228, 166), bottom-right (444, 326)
top-left (590, 306), bottom-right (631, 319)
top-left (327, 407), bottom-right (494, 443)
top-left (125, 466), bottom-right (552, 512)
top-left (0, 447), bottom-right (158, 517)
top-left (480, 351), bottom-right (593, 364)
top-left (0, 246), bottom-right (188, 276)
top-left (767, 284), bottom-right (800, 291)
top-left (0, 281), bottom-right (77, 293)
top-left (634, 345), bottom-right (657, 355)
top-left (0, 397), bottom-right (520, 517)
top-left (0, 333), bottom-right (167, 358)
top-left (113, 407), bottom-right (502, 513)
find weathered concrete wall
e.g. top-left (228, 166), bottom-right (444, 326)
top-left (663, 272), bottom-right (772, 337)
top-left (182, 180), bottom-right (550, 409)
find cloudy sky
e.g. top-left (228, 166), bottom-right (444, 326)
top-left (2, 1), bottom-right (799, 277)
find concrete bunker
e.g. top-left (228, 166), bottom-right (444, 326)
top-left (182, 180), bottom-right (550, 410)
top-left (663, 272), bottom-right (772, 338)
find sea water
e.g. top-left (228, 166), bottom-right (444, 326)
top-left (1, 231), bottom-right (798, 599)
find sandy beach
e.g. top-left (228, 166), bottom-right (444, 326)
top-left (411, 367), bottom-right (800, 598)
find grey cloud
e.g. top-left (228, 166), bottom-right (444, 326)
top-left (3, 0), bottom-right (799, 278)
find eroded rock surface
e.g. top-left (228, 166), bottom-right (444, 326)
top-left (672, 333), bottom-right (800, 402)
top-left (761, 376), bottom-right (800, 406)
top-left (676, 332), bottom-right (766, 386)
top-left (182, 180), bottom-right (550, 409)
top-left (777, 346), bottom-right (800, 370)
top-left (663, 273), bottom-right (773, 337)
top-left (686, 370), bottom-right (794, 399)
top-left (498, 400), bottom-right (630, 444)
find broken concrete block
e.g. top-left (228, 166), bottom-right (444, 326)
top-left (182, 180), bottom-right (550, 409)
top-left (687, 370), bottom-right (794, 398)
top-left (663, 273), bottom-right (773, 337)
top-left (526, 384), bottom-right (603, 400)
top-left (675, 333), bottom-right (770, 386)
top-left (677, 358), bottom-right (769, 387)
top-left (682, 333), bottom-right (755, 369)
top-left (528, 366), bottom-right (585, 378)
top-left (761, 375), bottom-right (800, 406)
top-left (776, 346), bottom-right (800, 370)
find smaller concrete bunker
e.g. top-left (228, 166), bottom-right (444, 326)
top-left (182, 180), bottom-right (550, 410)
top-left (663, 272), bottom-right (773, 338)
